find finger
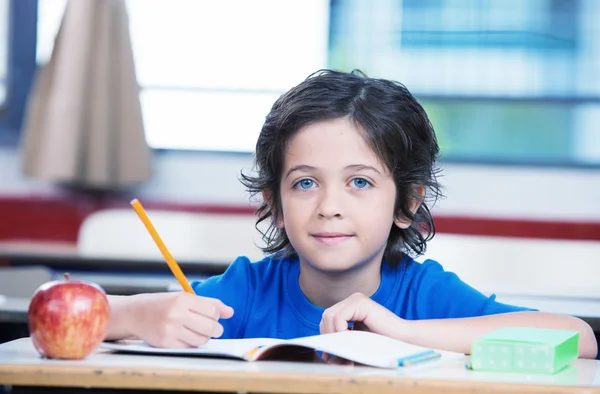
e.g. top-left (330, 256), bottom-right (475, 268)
top-left (178, 326), bottom-right (211, 348)
top-left (320, 305), bottom-right (344, 334)
top-left (319, 319), bottom-right (327, 334)
top-left (321, 352), bottom-right (331, 362)
top-left (191, 298), bottom-right (219, 320)
top-left (320, 314), bottom-right (336, 334)
top-left (185, 296), bottom-right (221, 320)
top-left (321, 314), bottom-right (350, 334)
top-left (326, 303), bottom-right (357, 332)
top-left (187, 296), bottom-right (234, 320)
top-left (214, 299), bottom-right (234, 319)
top-left (183, 313), bottom-right (224, 338)
top-left (333, 315), bottom-right (351, 333)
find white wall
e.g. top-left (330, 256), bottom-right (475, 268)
top-left (2, 145), bottom-right (600, 219)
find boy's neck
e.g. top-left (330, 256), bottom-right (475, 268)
top-left (297, 257), bottom-right (382, 309)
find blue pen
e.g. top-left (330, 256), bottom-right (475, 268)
top-left (396, 350), bottom-right (441, 367)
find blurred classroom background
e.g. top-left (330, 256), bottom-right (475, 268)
top-left (0, 0), bottom-right (598, 343)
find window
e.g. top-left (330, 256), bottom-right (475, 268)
top-left (36, 0), bottom-right (330, 152)
top-left (0, 0), bottom-right (37, 142)
top-left (34, 0), bottom-right (600, 165)
top-left (329, 0), bottom-right (600, 165)
top-left (36, 0), bottom-right (66, 65)
top-left (0, 0), bottom-right (8, 106)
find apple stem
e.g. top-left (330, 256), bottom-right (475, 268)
top-left (64, 272), bottom-right (70, 280)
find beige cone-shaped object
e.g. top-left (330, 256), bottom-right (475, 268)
top-left (21, 0), bottom-right (151, 190)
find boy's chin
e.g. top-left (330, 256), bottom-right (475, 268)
top-left (300, 255), bottom-right (375, 274)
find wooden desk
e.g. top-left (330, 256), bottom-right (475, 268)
top-left (0, 338), bottom-right (599, 394)
top-left (0, 241), bottom-right (229, 275)
top-left (0, 241), bottom-right (225, 296)
top-left (0, 297), bottom-right (29, 323)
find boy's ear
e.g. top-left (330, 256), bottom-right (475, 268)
top-left (393, 185), bottom-right (425, 229)
top-left (262, 191), bottom-right (284, 229)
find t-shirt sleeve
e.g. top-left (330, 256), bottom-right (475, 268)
top-left (410, 259), bottom-right (537, 320)
top-left (190, 256), bottom-right (255, 339)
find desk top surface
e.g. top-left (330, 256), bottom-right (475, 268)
top-left (1, 338), bottom-right (599, 394)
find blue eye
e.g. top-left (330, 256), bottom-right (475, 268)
top-left (351, 178), bottom-right (371, 189)
top-left (295, 179), bottom-right (315, 190)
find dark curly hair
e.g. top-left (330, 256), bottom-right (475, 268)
top-left (240, 69), bottom-right (443, 265)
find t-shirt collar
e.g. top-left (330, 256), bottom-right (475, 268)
top-left (283, 255), bottom-right (397, 330)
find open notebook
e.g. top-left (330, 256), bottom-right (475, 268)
top-left (101, 330), bottom-right (463, 369)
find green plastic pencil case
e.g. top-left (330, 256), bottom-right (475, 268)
top-left (470, 327), bottom-right (579, 374)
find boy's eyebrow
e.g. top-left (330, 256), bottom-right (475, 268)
top-left (345, 164), bottom-right (382, 175)
top-left (285, 165), bottom-right (317, 179)
top-left (285, 164), bottom-right (382, 179)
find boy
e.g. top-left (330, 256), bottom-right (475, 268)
top-left (105, 70), bottom-right (597, 359)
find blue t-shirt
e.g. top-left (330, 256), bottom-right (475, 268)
top-left (191, 254), bottom-right (535, 339)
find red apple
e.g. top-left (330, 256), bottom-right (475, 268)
top-left (28, 273), bottom-right (110, 359)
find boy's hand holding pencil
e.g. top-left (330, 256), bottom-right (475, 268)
top-left (108, 199), bottom-right (234, 348)
top-left (124, 292), bottom-right (233, 348)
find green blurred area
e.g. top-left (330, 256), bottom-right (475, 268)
top-left (327, 0), bottom-right (599, 166)
top-left (421, 100), bottom-right (572, 164)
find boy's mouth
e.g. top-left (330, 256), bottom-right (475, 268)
top-left (311, 233), bottom-right (354, 246)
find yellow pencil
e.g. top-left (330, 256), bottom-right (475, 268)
top-left (130, 199), bottom-right (195, 294)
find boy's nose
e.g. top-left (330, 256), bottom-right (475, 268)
top-left (316, 188), bottom-right (344, 219)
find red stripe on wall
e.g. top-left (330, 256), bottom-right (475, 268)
top-left (433, 216), bottom-right (599, 241)
top-left (0, 195), bottom-right (598, 242)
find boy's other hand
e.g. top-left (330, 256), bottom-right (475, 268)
top-left (128, 292), bottom-right (234, 348)
top-left (319, 293), bottom-right (403, 339)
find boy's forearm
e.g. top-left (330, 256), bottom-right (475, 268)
top-left (393, 312), bottom-right (598, 359)
top-left (105, 295), bottom-right (136, 341)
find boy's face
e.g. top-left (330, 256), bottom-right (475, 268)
top-left (279, 117), bottom-right (402, 273)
